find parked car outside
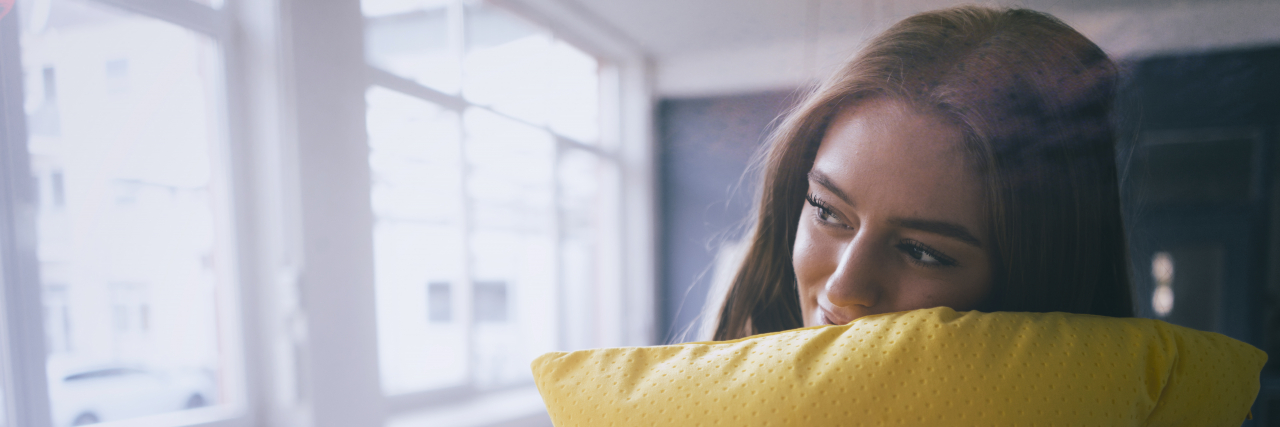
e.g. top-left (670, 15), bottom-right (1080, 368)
top-left (47, 364), bottom-right (215, 426)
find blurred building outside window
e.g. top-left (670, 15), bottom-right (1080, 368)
top-left (0, 0), bottom-right (653, 426)
top-left (4, 0), bottom-right (243, 426)
top-left (363, 1), bottom-right (640, 423)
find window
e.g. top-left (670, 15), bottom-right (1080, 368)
top-left (1, 0), bottom-right (244, 426)
top-left (0, 0), bottom-right (652, 425)
top-left (363, 1), bottom-right (637, 422)
top-left (43, 285), bottom-right (72, 354)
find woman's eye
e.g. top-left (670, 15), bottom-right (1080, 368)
top-left (805, 194), bottom-right (843, 226)
top-left (816, 207), bottom-right (836, 222)
top-left (897, 242), bottom-right (956, 267)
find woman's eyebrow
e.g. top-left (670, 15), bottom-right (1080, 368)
top-left (808, 170), bottom-right (983, 249)
top-left (889, 218), bottom-right (983, 249)
top-left (807, 170), bottom-right (854, 206)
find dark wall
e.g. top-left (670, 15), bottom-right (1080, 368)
top-left (657, 90), bottom-right (798, 343)
top-left (1115, 46), bottom-right (1280, 339)
top-left (1114, 45), bottom-right (1280, 427)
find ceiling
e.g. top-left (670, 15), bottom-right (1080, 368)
top-left (573, 0), bottom-right (1271, 56)
top-left (563, 0), bottom-right (1280, 96)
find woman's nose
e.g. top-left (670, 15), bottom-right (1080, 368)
top-left (824, 234), bottom-right (883, 309)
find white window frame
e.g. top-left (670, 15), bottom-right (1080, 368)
top-left (0, 10), bottom-right (54, 427)
top-left (362, 0), bottom-right (651, 419)
top-left (0, 1), bottom-right (254, 427)
top-left (0, 0), bottom-right (655, 425)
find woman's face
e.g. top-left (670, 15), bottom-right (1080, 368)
top-left (794, 97), bottom-right (993, 327)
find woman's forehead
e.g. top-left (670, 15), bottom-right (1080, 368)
top-left (812, 98), bottom-right (986, 227)
top-left (815, 98), bottom-right (970, 176)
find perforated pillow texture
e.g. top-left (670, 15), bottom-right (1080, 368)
top-left (532, 307), bottom-right (1266, 426)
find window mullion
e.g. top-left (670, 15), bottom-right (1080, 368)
top-left (281, 0), bottom-right (385, 425)
top-left (366, 67), bottom-right (467, 112)
top-left (616, 60), bottom-right (658, 347)
top-left (0, 11), bottom-right (54, 427)
top-left (557, 135), bottom-right (618, 162)
top-left (87, 0), bottom-right (224, 38)
top-left (458, 109), bottom-right (478, 391)
top-left (553, 131), bottom-right (566, 352)
top-left (366, 66), bottom-right (610, 159)
top-left (447, 0), bottom-right (480, 392)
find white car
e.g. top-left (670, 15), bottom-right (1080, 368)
top-left (47, 365), bottom-right (215, 426)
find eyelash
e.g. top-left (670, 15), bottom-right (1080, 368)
top-left (896, 241), bottom-right (958, 268)
top-left (805, 193), bottom-right (958, 268)
top-left (805, 193), bottom-right (846, 227)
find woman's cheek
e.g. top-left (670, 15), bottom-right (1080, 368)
top-left (791, 221), bottom-right (831, 319)
top-left (899, 275), bottom-right (990, 313)
top-left (791, 223), bottom-right (819, 286)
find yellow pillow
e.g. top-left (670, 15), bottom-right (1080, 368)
top-left (532, 307), bottom-right (1265, 426)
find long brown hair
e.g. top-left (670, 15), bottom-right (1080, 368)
top-left (713, 6), bottom-right (1135, 341)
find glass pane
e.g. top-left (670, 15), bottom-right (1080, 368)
top-left (364, 0), bottom-right (460, 94)
top-left (544, 41), bottom-right (600, 144)
top-left (463, 3), bottom-right (600, 143)
top-left (19, 0), bottom-right (233, 425)
top-left (464, 108), bottom-right (556, 387)
top-left (366, 87), bottom-right (468, 394)
top-left (558, 150), bottom-right (620, 350)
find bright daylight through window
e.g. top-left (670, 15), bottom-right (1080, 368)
top-left (1, 0), bottom-right (647, 424)
top-left (14, 0), bottom-right (239, 425)
top-left (363, 0), bottom-right (621, 400)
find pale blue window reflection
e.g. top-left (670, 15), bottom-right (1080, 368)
top-left (464, 108), bottom-right (558, 387)
top-left (19, 0), bottom-right (233, 425)
top-left (558, 149), bottom-right (621, 350)
top-left (366, 87), bottom-right (469, 394)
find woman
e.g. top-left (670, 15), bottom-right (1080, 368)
top-left (713, 6), bottom-right (1134, 341)
top-left (533, 10), bottom-right (1266, 416)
